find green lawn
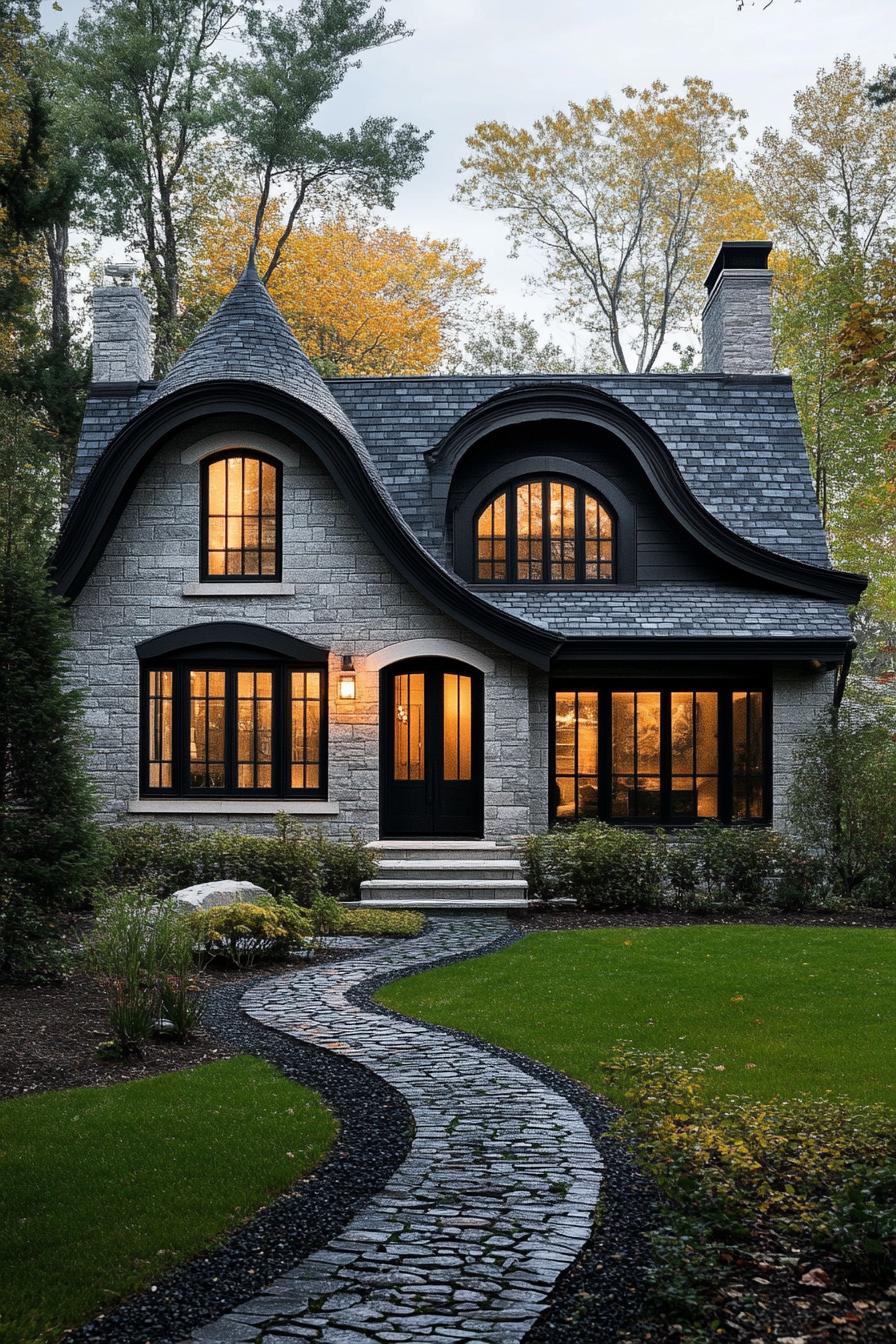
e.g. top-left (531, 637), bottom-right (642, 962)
top-left (377, 926), bottom-right (896, 1105)
top-left (0, 1055), bottom-right (337, 1344)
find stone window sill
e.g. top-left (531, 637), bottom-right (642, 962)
top-left (128, 798), bottom-right (339, 816)
top-left (182, 582), bottom-right (295, 597)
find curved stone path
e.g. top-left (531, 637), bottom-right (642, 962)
top-left (186, 916), bottom-right (603, 1344)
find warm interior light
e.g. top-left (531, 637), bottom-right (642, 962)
top-left (338, 655), bottom-right (356, 700)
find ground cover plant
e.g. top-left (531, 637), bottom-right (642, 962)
top-left (379, 926), bottom-right (896, 1339)
top-left (0, 1056), bottom-right (337, 1344)
top-left (339, 908), bottom-right (424, 937)
top-left (607, 1048), bottom-right (896, 1339)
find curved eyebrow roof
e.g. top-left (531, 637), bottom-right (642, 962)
top-left (327, 373), bottom-right (832, 571)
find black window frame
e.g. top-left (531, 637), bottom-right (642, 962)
top-left (472, 474), bottom-right (618, 585)
top-left (139, 655), bottom-right (327, 799)
top-left (199, 449), bottom-right (283, 582)
top-left (549, 679), bottom-right (772, 827)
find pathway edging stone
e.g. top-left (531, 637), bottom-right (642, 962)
top-left (70, 916), bottom-right (656, 1344)
top-left (187, 915), bottom-right (603, 1343)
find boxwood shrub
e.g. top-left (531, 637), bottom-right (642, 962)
top-left (101, 819), bottom-right (377, 905)
top-left (523, 820), bottom-right (823, 911)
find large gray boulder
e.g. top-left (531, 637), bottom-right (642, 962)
top-left (169, 879), bottom-right (273, 912)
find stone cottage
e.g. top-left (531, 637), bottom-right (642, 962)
top-left (54, 241), bottom-right (865, 883)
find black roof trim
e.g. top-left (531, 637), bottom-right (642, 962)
top-left (705, 241), bottom-right (773, 293)
top-left (89, 380), bottom-right (159, 395)
top-left (554, 635), bottom-right (850, 665)
top-left (425, 383), bottom-right (866, 605)
top-left (137, 622), bottom-right (328, 663)
top-left (53, 381), bottom-right (560, 669)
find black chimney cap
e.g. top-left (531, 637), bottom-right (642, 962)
top-left (704, 241), bottom-right (772, 294)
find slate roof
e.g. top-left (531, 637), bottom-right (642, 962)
top-left (328, 375), bottom-right (832, 570)
top-left (66, 268), bottom-right (853, 649)
top-left (481, 584), bottom-right (853, 641)
top-left (152, 257), bottom-right (373, 470)
top-left (69, 386), bottom-right (154, 500)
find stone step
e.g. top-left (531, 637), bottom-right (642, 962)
top-left (360, 879), bottom-right (528, 904)
top-left (344, 898), bottom-right (531, 910)
top-left (375, 860), bottom-right (523, 882)
top-left (367, 841), bottom-right (519, 865)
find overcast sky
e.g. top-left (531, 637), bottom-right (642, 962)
top-left (42, 0), bottom-right (891, 352)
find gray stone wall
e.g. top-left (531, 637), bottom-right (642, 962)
top-left (68, 429), bottom-right (538, 839)
top-left (92, 285), bottom-right (152, 384)
top-left (772, 667), bottom-right (836, 827)
top-left (702, 270), bottom-right (773, 375)
top-left (68, 425), bottom-right (834, 838)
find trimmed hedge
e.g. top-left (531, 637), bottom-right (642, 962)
top-left (523, 820), bottom-right (822, 911)
top-left (100, 820), bottom-right (377, 905)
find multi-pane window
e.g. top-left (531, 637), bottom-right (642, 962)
top-left (476, 492), bottom-right (507, 581)
top-left (554, 690), bottom-right (598, 821)
top-left (189, 670), bottom-right (227, 789)
top-left (142, 663), bottom-right (325, 797)
top-left (611, 690), bottom-right (662, 819)
top-left (236, 671), bottom-right (273, 790)
top-left (551, 687), bottom-right (766, 825)
top-left (393, 672), bottom-right (425, 781)
top-left (442, 672), bottom-right (473, 782)
top-left (290, 671), bottom-right (322, 791)
top-left (474, 477), bottom-right (615, 584)
top-left (670, 691), bottom-right (719, 820)
top-left (146, 670), bottom-right (173, 790)
top-left (203, 451), bottom-right (280, 579)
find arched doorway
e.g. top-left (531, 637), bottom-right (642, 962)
top-left (379, 658), bottom-right (484, 839)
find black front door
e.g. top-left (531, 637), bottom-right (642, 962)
top-left (380, 659), bottom-right (484, 838)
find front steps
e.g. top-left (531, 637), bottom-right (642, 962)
top-left (348, 841), bottom-right (529, 910)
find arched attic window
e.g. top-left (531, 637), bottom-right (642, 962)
top-left (475, 478), bottom-right (616, 584)
top-left (201, 450), bottom-right (282, 580)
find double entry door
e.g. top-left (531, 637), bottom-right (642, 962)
top-left (379, 658), bottom-right (484, 839)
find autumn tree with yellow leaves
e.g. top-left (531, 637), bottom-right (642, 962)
top-left (183, 204), bottom-right (486, 376)
top-left (458, 78), bottom-right (766, 373)
top-left (755, 58), bottom-right (896, 634)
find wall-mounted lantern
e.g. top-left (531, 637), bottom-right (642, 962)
top-left (338, 654), bottom-right (357, 700)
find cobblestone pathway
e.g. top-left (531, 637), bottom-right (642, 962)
top-left (186, 916), bottom-right (602, 1344)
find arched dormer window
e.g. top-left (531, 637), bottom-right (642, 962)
top-left (201, 450), bottom-right (282, 580)
top-left (475, 478), bottom-right (615, 584)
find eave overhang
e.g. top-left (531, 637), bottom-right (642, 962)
top-left (426, 383), bottom-right (868, 606)
top-left (551, 635), bottom-right (852, 666)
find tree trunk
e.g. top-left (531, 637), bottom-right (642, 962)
top-left (45, 221), bottom-right (70, 354)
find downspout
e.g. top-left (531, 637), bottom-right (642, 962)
top-left (833, 645), bottom-right (853, 709)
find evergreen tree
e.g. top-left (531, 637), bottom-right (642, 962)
top-left (0, 396), bottom-right (101, 981)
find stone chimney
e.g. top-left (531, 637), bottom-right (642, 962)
top-left (701, 241), bottom-right (773, 375)
top-left (92, 261), bottom-right (152, 384)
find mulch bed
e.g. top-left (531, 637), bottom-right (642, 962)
top-left (673, 1247), bottom-right (896, 1344)
top-left (0, 965), bottom-right (249, 1100)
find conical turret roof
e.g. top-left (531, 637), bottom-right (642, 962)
top-left (152, 254), bottom-right (363, 451)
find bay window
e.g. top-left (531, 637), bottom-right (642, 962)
top-left (551, 685), bottom-right (768, 825)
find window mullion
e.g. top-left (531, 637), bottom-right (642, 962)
top-left (509, 486), bottom-right (518, 582)
top-left (575, 488), bottom-right (584, 584)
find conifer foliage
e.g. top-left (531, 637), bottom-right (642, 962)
top-left (0, 400), bottom-right (100, 981)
